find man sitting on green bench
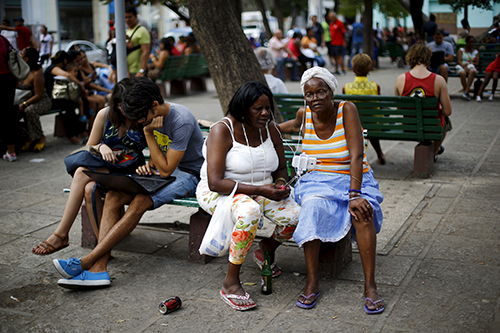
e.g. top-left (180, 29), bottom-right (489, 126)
top-left (52, 77), bottom-right (204, 288)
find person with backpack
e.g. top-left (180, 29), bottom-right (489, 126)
top-left (125, 6), bottom-right (151, 78)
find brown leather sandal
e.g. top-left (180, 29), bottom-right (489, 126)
top-left (31, 232), bottom-right (69, 255)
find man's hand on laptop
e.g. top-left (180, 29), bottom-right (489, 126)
top-left (136, 163), bottom-right (159, 176)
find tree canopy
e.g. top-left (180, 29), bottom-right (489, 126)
top-left (438, 0), bottom-right (500, 13)
top-left (338, 0), bottom-right (409, 19)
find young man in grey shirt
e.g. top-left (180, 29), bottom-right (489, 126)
top-left (428, 29), bottom-right (454, 83)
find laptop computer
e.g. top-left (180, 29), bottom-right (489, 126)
top-left (83, 170), bottom-right (176, 194)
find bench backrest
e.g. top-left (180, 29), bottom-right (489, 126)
top-left (160, 54), bottom-right (209, 81)
top-left (274, 94), bottom-right (443, 142)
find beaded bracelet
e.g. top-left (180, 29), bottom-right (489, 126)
top-left (349, 196), bottom-right (362, 201)
top-left (349, 189), bottom-right (361, 193)
top-left (274, 177), bottom-right (287, 185)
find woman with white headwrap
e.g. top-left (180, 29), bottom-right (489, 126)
top-left (279, 67), bottom-right (384, 314)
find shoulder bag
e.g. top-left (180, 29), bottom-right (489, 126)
top-left (1, 35), bottom-right (30, 81)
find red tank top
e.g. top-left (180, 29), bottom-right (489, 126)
top-left (402, 72), bottom-right (436, 98)
top-left (287, 38), bottom-right (300, 57)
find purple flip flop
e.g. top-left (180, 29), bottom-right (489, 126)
top-left (296, 292), bottom-right (321, 309)
top-left (364, 297), bottom-right (385, 314)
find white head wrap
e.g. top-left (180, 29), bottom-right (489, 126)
top-left (300, 67), bottom-right (338, 96)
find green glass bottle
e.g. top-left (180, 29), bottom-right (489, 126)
top-left (261, 251), bottom-right (273, 295)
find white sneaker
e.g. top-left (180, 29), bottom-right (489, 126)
top-left (476, 95), bottom-right (482, 102)
top-left (489, 94), bottom-right (494, 101)
top-left (3, 152), bottom-right (17, 162)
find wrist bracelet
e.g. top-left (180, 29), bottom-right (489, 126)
top-left (274, 177), bottom-right (287, 185)
top-left (22, 101), bottom-right (28, 107)
top-left (349, 196), bottom-right (362, 201)
top-left (351, 175), bottom-right (362, 184)
top-left (349, 189), bottom-right (361, 193)
top-left (97, 143), bottom-right (104, 151)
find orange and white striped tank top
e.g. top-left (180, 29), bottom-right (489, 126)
top-left (302, 101), bottom-right (370, 174)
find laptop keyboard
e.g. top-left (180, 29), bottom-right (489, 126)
top-left (133, 176), bottom-right (171, 192)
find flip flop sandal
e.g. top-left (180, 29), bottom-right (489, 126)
top-left (32, 142), bottom-right (46, 152)
top-left (253, 249), bottom-right (281, 278)
top-left (32, 232), bottom-right (69, 255)
top-left (364, 297), bottom-right (385, 314)
top-left (220, 290), bottom-right (257, 311)
top-left (296, 292), bottom-right (321, 309)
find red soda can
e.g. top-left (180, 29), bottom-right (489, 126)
top-left (159, 296), bottom-right (182, 314)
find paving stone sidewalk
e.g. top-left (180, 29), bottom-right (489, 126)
top-left (1, 60), bottom-right (499, 332)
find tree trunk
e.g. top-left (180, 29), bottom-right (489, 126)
top-left (255, 0), bottom-right (272, 40)
top-left (186, 0), bottom-right (268, 114)
top-left (409, 0), bottom-right (424, 39)
top-left (273, 0), bottom-right (284, 32)
top-left (232, 0), bottom-right (243, 27)
top-left (363, 0), bottom-right (374, 59)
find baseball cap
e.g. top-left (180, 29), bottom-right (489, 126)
top-left (13, 17), bottom-right (24, 22)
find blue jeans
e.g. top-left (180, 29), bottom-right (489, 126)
top-left (277, 57), bottom-right (299, 81)
top-left (149, 168), bottom-right (199, 209)
top-left (349, 41), bottom-right (363, 68)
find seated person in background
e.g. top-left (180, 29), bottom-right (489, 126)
top-left (300, 27), bottom-right (326, 67)
top-left (171, 36), bottom-right (184, 56)
top-left (53, 77), bottom-right (204, 288)
top-left (427, 29), bottom-right (454, 82)
top-left (456, 36), bottom-right (479, 101)
top-left (443, 31), bottom-right (456, 48)
top-left (182, 35), bottom-right (200, 55)
top-left (278, 67), bottom-right (384, 313)
top-left (254, 47), bottom-right (289, 94)
top-left (78, 50), bottom-right (107, 121)
top-left (343, 53), bottom-right (385, 165)
top-left (65, 62), bottom-right (90, 124)
top-left (477, 51), bottom-right (500, 102)
top-left (196, 81), bottom-right (299, 310)
top-left (17, 47), bottom-right (52, 152)
top-left (44, 50), bottom-right (88, 144)
top-left (32, 79), bottom-right (146, 255)
top-left (269, 29), bottom-right (300, 81)
top-left (456, 31), bottom-right (468, 48)
top-left (148, 37), bottom-right (172, 80)
top-left (395, 42), bottom-right (452, 159)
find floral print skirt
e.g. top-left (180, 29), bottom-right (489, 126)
top-left (196, 180), bottom-right (300, 265)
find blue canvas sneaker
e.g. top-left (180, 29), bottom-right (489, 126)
top-left (57, 271), bottom-right (111, 289)
top-left (53, 257), bottom-right (82, 278)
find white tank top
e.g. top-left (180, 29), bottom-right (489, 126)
top-left (200, 117), bottom-right (279, 186)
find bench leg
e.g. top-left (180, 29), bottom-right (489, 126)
top-left (190, 77), bottom-right (206, 92)
top-left (318, 231), bottom-right (352, 279)
top-left (189, 208), bottom-right (213, 264)
top-left (413, 141), bottom-right (435, 178)
top-left (81, 203), bottom-right (98, 249)
top-left (170, 79), bottom-right (188, 95)
top-left (53, 114), bottom-right (67, 138)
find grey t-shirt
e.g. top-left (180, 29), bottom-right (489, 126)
top-left (428, 41), bottom-right (454, 57)
top-left (153, 103), bottom-right (204, 176)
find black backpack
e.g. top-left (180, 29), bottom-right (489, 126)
top-left (107, 25), bottom-right (142, 67)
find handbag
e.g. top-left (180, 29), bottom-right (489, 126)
top-left (14, 89), bottom-right (32, 105)
top-left (1, 35), bottom-right (30, 81)
top-left (199, 183), bottom-right (238, 257)
top-left (52, 76), bottom-right (81, 102)
top-left (444, 116), bottom-right (452, 133)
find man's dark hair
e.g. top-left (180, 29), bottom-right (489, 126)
top-left (125, 5), bottom-right (137, 16)
top-left (306, 27), bottom-right (314, 34)
top-left (3, 19), bottom-right (10, 25)
top-left (121, 77), bottom-right (164, 121)
top-left (67, 49), bottom-right (81, 63)
top-left (430, 14), bottom-right (436, 21)
top-left (226, 81), bottom-right (274, 126)
top-left (435, 29), bottom-right (444, 36)
top-left (23, 47), bottom-right (41, 70)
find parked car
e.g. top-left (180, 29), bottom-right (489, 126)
top-left (48, 40), bottom-right (107, 66)
top-left (163, 27), bottom-right (193, 43)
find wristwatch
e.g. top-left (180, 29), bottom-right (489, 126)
top-left (22, 101), bottom-right (28, 107)
top-left (139, 68), bottom-right (145, 74)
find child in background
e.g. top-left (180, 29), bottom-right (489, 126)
top-left (65, 62), bottom-right (88, 124)
top-left (343, 53), bottom-right (386, 164)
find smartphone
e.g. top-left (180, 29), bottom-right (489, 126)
top-left (284, 175), bottom-right (298, 188)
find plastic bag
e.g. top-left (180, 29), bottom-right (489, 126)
top-left (199, 183), bottom-right (238, 257)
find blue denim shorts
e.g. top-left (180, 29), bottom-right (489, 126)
top-left (149, 168), bottom-right (199, 210)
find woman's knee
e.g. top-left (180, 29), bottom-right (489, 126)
top-left (233, 199), bottom-right (261, 229)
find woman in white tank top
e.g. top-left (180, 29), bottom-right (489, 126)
top-left (196, 81), bottom-right (300, 311)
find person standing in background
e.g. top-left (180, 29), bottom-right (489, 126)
top-left (125, 6), bottom-right (151, 78)
top-left (310, 15), bottom-right (324, 48)
top-left (349, 19), bottom-right (364, 68)
top-left (423, 14), bottom-right (438, 43)
top-left (321, 13), bottom-right (334, 67)
top-left (38, 26), bottom-right (53, 65)
top-left (329, 12), bottom-right (346, 75)
top-left (0, 17), bottom-right (34, 50)
top-left (0, 19), bottom-right (17, 50)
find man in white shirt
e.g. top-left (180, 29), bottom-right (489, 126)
top-left (254, 47), bottom-right (289, 94)
top-left (0, 19), bottom-right (17, 49)
top-left (268, 29), bottom-right (299, 81)
top-left (38, 26), bottom-right (53, 65)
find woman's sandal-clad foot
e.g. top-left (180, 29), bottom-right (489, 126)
top-left (32, 232), bottom-right (69, 255)
top-left (220, 281), bottom-right (256, 311)
top-left (364, 289), bottom-right (385, 314)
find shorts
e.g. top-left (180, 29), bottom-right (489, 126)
top-left (429, 63), bottom-right (449, 74)
top-left (455, 64), bottom-right (476, 73)
top-left (149, 168), bottom-right (199, 209)
top-left (326, 42), bottom-right (335, 57)
top-left (331, 45), bottom-right (345, 57)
